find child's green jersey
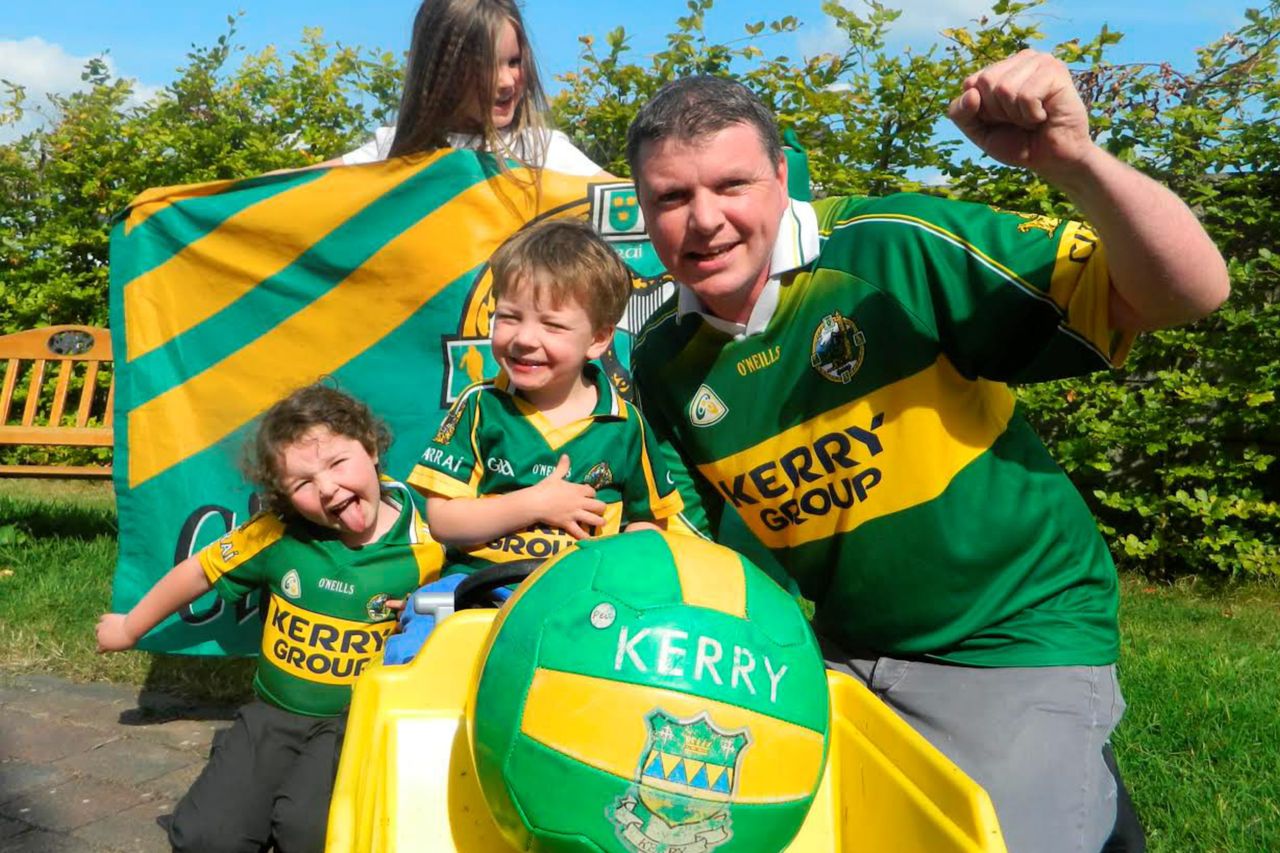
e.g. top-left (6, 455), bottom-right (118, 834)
top-left (408, 365), bottom-right (684, 572)
top-left (199, 481), bottom-right (444, 716)
top-left (633, 193), bottom-right (1134, 668)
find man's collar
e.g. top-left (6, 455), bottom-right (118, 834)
top-left (675, 198), bottom-right (820, 338)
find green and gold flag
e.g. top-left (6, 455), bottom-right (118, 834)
top-left (108, 151), bottom-right (669, 655)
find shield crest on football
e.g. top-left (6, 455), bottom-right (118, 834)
top-left (611, 710), bottom-right (748, 852)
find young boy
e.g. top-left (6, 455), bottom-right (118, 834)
top-left (96, 383), bottom-right (444, 852)
top-left (407, 218), bottom-right (684, 574)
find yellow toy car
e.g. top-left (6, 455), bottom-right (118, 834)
top-left (327, 538), bottom-right (1006, 853)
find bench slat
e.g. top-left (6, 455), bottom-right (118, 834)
top-left (49, 360), bottom-right (72, 426)
top-left (21, 359), bottom-right (46, 427)
top-left (0, 463), bottom-right (111, 478)
top-left (1, 358), bottom-right (17, 422)
top-left (77, 361), bottom-right (100, 428)
top-left (103, 377), bottom-right (115, 428)
top-left (0, 425), bottom-right (114, 446)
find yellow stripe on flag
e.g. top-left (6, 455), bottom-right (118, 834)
top-left (520, 668), bottom-right (825, 803)
top-left (123, 153), bottom-right (449, 362)
top-left (664, 533), bottom-right (746, 618)
top-left (124, 179), bottom-right (242, 234)
top-left (126, 168), bottom-right (592, 487)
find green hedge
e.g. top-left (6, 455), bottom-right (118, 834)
top-left (2, 0), bottom-right (1275, 575)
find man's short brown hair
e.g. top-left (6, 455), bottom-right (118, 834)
top-left (489, 219), bottom-right (632, 330)
top-left (626, 76), bottom-right (783, 177)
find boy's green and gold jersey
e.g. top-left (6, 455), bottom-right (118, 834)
top-left (407, 365), bottom-right (683, 572)
top-left (198, 481), bottom-right (443, 716)
top-left (633, 193), bottom-right (1133, 668)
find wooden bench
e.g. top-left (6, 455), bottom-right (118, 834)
top-left (0, 325), bottom-right (114, 478)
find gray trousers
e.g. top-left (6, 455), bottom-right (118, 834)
top-left (824, 647), bottom-right (1126, 853)
top-left (169, 700), bottom-right (346, 853)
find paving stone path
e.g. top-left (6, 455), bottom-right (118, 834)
top-left (0, 670), bottom-right (235, 852)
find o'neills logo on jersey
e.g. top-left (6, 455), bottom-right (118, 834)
top-left (811, 311), bottom-right (866, 384)
top-left (263, 595), bottom-right (392, 686)
top-left (689, 385), bottom-right (728, 427)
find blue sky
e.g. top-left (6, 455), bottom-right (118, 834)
top-left (0, 0), bottom-right (1254, 133)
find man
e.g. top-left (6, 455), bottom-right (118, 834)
top-left (627, 51), bottom-right (1228, 853)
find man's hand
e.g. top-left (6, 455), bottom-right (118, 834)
top-left (529, 455), bottom-right (607, 539)
top-left (948, 49), bottom-right (1094, 184)
top-left (96, 613), bottom-right (137, 653)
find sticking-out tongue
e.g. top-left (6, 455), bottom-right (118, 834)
top-left (334, 497), bottom-right (369, 533)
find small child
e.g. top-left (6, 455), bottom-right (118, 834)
top-left (96, 383), bottom-right (443, 853)
top-left (407, 218), bottom-right (684, 575)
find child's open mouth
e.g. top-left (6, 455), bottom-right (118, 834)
top-left (329, 495), bottom-right (366, 531)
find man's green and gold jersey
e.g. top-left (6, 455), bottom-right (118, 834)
top-left (633, 193), bottom-right (1133, 668)
top-left (198, 481), bottom-right (444, 716)
top-left (407, 364), bottom-right (683, 571)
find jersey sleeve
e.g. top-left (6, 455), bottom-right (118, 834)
top-left (631, 356), bottom-right (718, 539)
top-left (618, 403), bottom-right (685, 524)
top-left (814, 193), bottom-right (1135, 383)
top-left (197, 512), bottom-right (286, 602)
top-left (396, 484), bottom-right (446, 586)
top-left (406, 384), bottom-right (487, 499)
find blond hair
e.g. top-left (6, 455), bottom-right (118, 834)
top-left (489, 219), bottom-right (632, 330)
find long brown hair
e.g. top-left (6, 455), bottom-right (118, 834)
top-left (389, 0), bottom-right (548, 170)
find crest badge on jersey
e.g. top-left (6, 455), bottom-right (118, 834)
top-left (810, 311), bottom-right (866, 384)
top-left (609, 710), bottom-right (746, 853)
top-left (366, 593), bottom-right (391, 621)
top-left (688, 385), bottom-right (728, 427)
top-left (584, 461), bottom-right (614, 489)
top-left (281, 569), bottom-right (302, 600)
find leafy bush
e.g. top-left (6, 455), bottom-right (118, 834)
top-left (2, 0), bottom-right (1275, 576)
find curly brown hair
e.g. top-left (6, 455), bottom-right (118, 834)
top-left (242, 382), bottom-right (392, 518)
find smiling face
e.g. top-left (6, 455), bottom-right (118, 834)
top-left (486, 17), bottom-right (525, 130)
top-left (277, 426), bottom-right (384, 547)
top-left (490, 277), bottom-right (612, 408)
top-left (634, 123), bottom-right (790, 324)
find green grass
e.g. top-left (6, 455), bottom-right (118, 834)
top-left (2, 478), bottom-right (1279, 849)
top-left (0, 478), bottom-right (255, 704)
top-left (1115, 576), bottom-right (1280, 850)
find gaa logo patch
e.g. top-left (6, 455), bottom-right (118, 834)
top-left (281, 569), bottom-right (302, 600)
top-left (688, 385), bottom-right (728, 427)
top-left (810, 311), bottom-right (866, 384)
